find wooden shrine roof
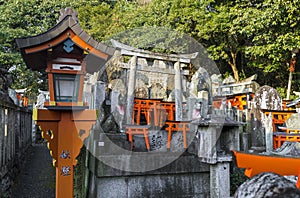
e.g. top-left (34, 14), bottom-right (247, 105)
top-left (16, 8), bottom-right (115, 74)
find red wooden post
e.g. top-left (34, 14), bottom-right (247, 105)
top-left (34, 109), bottom-right (96, 197)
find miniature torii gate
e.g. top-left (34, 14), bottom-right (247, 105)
top-left (16, 8), bottom-right (114, 198)
top-left (233, 150), bottom-right (300, 189)
top-left (111, 39), bottom-right (198, 123)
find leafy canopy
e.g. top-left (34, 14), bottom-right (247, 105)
top-left (1, 0), bottom-right (300, 100)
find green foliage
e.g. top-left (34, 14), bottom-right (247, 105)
top-left (108, 27), bottom-right (191, 54)
top-left (2, 0), bottom-right (300, 99)
top-left (230, 166), bottom-right (248, 196)
top-left (0, 0), bottom-right (90, 99)
top-left (77, 2), bottom-right (113, 41)
top-left (235, 0), bottom-right (300, 87)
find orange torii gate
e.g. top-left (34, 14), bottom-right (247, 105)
top-left (233, 151), bottom-right (300, 189)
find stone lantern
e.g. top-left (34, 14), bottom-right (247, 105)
top-left (16, 8), bottom-right (114, 198)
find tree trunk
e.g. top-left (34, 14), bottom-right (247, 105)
top-left (228, 51), bottom-right (239, 81)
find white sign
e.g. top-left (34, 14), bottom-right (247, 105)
top-left (52, 64), bottom-right (82, 71)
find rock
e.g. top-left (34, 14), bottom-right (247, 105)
top-left (272, 142), bottom-right (300, 156)
top-left (150, 83), bottom-right (166, 99)
top-left (223, 75), bottom-right (236, 84)
top-left (234, 172), bottom-right (300, 198)
top-left (108, 79), bottom-right (126, 96)
top-left (238, 74), bottom-right (257, 83)
top-left (285, 114), bottom-right (300, 130)
top-left (135, 79), bottom-right (149, 98)
top-left (101, 114), bottom-right (119, 133)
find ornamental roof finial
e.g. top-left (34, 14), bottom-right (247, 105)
top-left (58, 7), bottom-right (78, 23)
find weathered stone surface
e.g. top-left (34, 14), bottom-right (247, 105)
top-left (94, 172), bottom-right (210, 198)
top-left (135, 78), bottom-right (149, 98)
top-left (214, 74), bottom-right (260, 97)
top-left (189, 67), bottom-right (211, 100)
top-left (285, 113), bottom-right (300, 130)
top-left (101, 114), bottom-right (119, 132)
top-left (149, 83), bottom-right (166, 99)
top-left (253, 85), bottom-right (282, 119)
top-left (35, 92), bottom-right (46, 109)
top-left (210, 162), bottom-right (230, 198)
top-left (211, 74), bottom-right (222, 96)
top-left (192, 115), bottom-right (240, 164)
top-left (234, 172), bottom-right (300, 198)
top-left (137, 57), bottom-right (148, 67)
top-left (139, 70), bottom-right (169, 98)
top-left (88, 151), bottom-right (210, 197)
top-left (125, 56), bottom-right (137, 125)
top-left (251, 85), bottom-right (282, 147)
top-left (108, 79), bottom-right (126, 96)
top-left (8, 88), bottom-right (18, 105)
top-left (223, 75), bottom-right (236, 85)
top-left (174, 62), bottom-right (183, 120)
top-left (92, 81), bottom-right (106, 122)
top-left (264, 112), bottom-right (273, 152)
top-left (153, 60), bottom-right (166, 68)
top-left (103, 50), bottom-right (124, 83)
top-left (272, 142), bottom-right (300, 156)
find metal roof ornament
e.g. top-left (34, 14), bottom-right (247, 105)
top-left (58, 7), bottom-right (78, 23)
top-left (63, 39), bottom-right (74, 53)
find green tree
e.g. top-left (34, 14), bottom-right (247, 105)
top-left (77, 2), bottom-right (113, 41)
top-left (235, 0), bottom-right (300, 88)
top-left (101, 0), bottom-right (300, 87)
top-left (91, 0), bottom-right (251, 81)
top-left (3, 0), bottom-right (300, 98)
top-left (0, 0), bottom-right (109, 101)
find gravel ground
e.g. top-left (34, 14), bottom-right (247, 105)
top-left (11, 143), bottom-right (55, 198)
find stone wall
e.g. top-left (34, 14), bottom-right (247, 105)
top-left (81, 119), bottom-right (242, 198)
top-left (91, 172), bottom-right (210, 198)
top-left (86, 151), bottom-right (210, 198)
top-left (0, 100), bottom-right (32, 196)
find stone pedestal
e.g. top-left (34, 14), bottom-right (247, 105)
top-left (192, 114), bottom-right (242, 197)
top-left (210, 161), bottom-right (231, 198)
